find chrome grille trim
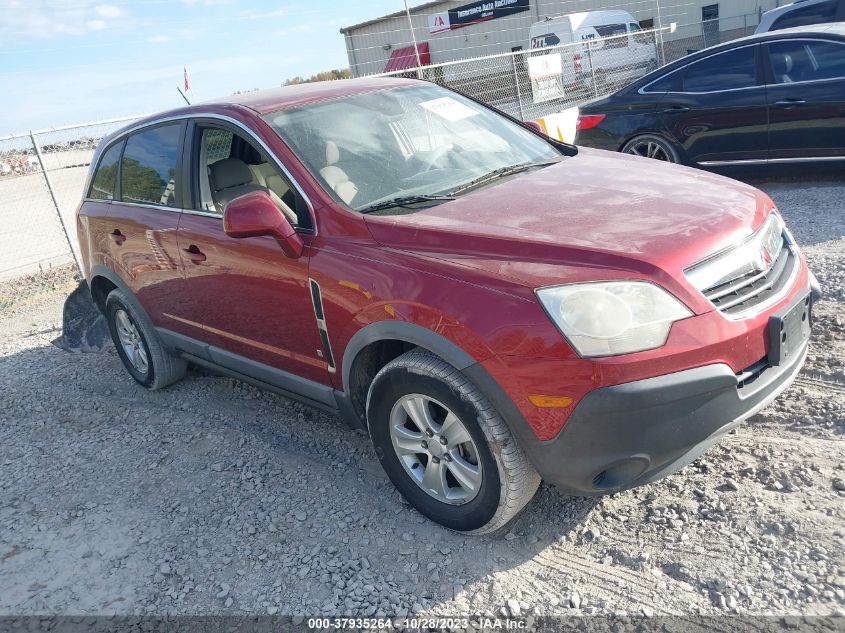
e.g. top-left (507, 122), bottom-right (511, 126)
top-left (706, 258), bottom-right (780, 302)
top-left (686, 213), bottom-right (799, 319)
top-left (708, 246), bottom-right (792, 312)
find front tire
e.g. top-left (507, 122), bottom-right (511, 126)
top-left (105, 289), bottom-right (186, 390)
top-left (621, 134), bottom-right (681, 163)
top-left (367, 349), bottom-right (540, 534)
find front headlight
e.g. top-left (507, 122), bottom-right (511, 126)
top-left (536, 281), bottom-right (693, 358)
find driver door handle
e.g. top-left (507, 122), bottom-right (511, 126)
top-left (109, 229), bottom-right (126, 245)
top-left (183, 245), bottom-right (207, 264)
top-left (663, 106), bottom-right (690, 114)
top-left (775, 99), bottom-right (807, 108)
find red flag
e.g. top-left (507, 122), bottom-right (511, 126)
top-left (183, 66), bottom-right (191, 92)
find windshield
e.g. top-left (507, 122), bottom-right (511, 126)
top-left (262, 84), bottom-right (562, 212)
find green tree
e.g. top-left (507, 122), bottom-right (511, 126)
top-left (284, 69), bottom-right (351, 86)
top-left (121, 158), bottom-right (167, 204)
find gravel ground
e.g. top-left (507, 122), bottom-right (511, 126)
top-left (0, 175), bottom-right (843, 622)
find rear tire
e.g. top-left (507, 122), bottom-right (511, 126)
top-left (367, 349), bottom-right (540, 534)
top-left (621, 134), bottom-right (681, 163)
top-left (105, 289), bottom-right (186, 390)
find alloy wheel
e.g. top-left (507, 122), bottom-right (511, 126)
top-left (624, 139), bottom-right (673, 161)
top-left (114, 309), bottom-right (149, 374)
top-left (389, 394), bottom-right (483, 505)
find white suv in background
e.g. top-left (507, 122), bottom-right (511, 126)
top-left (757, 0), bottom-right (845, 33)
top-left (529, 10), bottom-right (658, 92)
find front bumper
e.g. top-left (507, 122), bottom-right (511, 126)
top-left (510, 336), bottom-right (808, 495)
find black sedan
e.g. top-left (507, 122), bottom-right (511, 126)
top-left (575, 23), bottom-right (845, 167)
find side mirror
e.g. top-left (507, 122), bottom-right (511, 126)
top-left (223, 190), bottom-right (304, 259)
top-left (523, 120), bottom-right (545, 135)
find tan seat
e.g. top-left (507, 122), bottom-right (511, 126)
top-left (319, 141), bottom-right (358, 205)
top-left (210, 158), bottom-right (297, 223)
top-left (210, 158), bottom-right (265, 210)
top-left (248, 162), bottom-right (277, 187)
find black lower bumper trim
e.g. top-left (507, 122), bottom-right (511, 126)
top-left (468, 338), bottom-right (808, 497)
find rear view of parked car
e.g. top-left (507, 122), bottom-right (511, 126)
top-left (757, 0), bottom-right (845, 33)
top-left (574, 24), bottom-right (845, 167)
top-left (529, 10), bottom-right (658, 93)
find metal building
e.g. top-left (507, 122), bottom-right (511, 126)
top-left (341, 0), bottom-right (781, 77)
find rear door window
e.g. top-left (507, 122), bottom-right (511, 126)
top-left (767, 39), bottom-right (845, 84)
top-left (88, 141), bottom-right (123, 201)
top-left (681, 46), bottom-right (758, 92)
top-left (120, 123), bottom-right (183, 207)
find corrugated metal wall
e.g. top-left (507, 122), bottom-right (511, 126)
top-left (343, 0), bottom-right (781, 76)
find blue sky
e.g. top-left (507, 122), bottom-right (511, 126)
top-left (2, 0), bottom-right (402, 133)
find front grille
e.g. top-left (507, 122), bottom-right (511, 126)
top-left (703, 245), bottom-right (796, 316)
top-left (685, 213), bottom-right (798, 318)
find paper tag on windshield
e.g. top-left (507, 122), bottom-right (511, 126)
top-left (420, 97), bottom-right (478, 122)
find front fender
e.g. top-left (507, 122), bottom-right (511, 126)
top-left (341, 318), bottom-right (482, 394)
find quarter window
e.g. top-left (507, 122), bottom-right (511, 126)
top-left (643, 71), bottom-right (681, 93)
top-left (120, 124), bottom-right (182, 207)
top-left (768, 40), bottom-right (845, 84)
top-left (88, 141), bottom-right (123, 201)
top-left (682, 47), bottom-right (757, 92)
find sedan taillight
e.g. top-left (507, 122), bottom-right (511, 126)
top-left (576, 114), bottom-right (606, 131)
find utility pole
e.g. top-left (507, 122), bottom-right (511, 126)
top-left (403, 0), bottom-right (423, 71)
top-left (655, 0), bottom-right (666, 65)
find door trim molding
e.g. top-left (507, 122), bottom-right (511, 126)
top-left (157, 327), bottom-right (336, 408)
top-left (699, 156), bottom-right (845, 166)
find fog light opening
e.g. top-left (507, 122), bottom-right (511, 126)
top-left (591, 456), bottom-right (650, 491)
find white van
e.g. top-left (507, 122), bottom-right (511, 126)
top-left (528, 10), bottom-right (658, 92)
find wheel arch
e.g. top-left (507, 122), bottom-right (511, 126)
top-left (341, 321), bottom-right (483, 428)
top-left (89, 265), bottom-right (144, 317)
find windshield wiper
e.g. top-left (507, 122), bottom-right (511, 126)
top-left (448, 159), bottom-right (561, 196)
top-left (359, 194), bottom-right (456, 214)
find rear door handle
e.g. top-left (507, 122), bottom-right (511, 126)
top-left (183, 245), bottom-right (207, 264)
top-left (663, 106), bottom-right (690, 114)
top-left (774, 99), bottom-right (807, 108)
top-left (109, 229), bottom-right (126, 246)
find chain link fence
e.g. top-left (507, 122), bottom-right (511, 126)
top-left (373, 14), bottom-right (761, 123)
top-left (0, 117), bottom-right (143, 305)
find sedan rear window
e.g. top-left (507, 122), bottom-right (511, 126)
top-left (642, 71), bottom-right (681, 93)
top-left (682, 46), bottom-right (758, 92)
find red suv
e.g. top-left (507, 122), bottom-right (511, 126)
top-left (77, 78), bottom-right (818, 534)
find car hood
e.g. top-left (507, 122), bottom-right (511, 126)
top-left (364, 149), bottom-right (773, 287)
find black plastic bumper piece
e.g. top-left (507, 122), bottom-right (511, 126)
top-left (467, 340), bottom-right (808, 497)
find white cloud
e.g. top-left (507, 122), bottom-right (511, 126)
top-left (94, 5), bottom-right (125, 20)
top-left (180, 0), bottom-right (233, 6)
top-left (0, 0), bottom-right (130, 41)
top-left (238, 8), bottom-right (290, 20)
